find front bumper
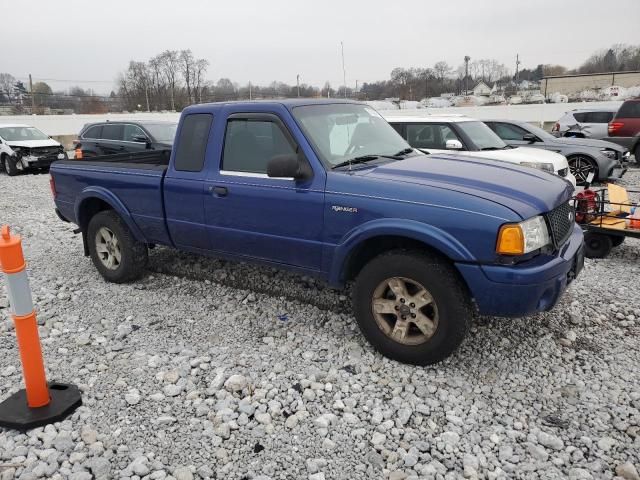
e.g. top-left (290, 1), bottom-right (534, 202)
top-left (456, 224), bottom-right (584, 317)
top-left (16, 152), bottom-right (66, 170)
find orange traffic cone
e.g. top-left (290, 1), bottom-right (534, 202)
top-left (0, 225), bottom-right (82, 430)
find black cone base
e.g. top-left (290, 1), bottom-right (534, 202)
top-left (0, 382), bottom-right (82, 431)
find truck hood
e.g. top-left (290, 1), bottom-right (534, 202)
top-left (357, 154), bottom-right (573, 219)
top-left (544, 136), bottom-right (626, 152)
top-left (7, 139), bottom-right (61, 149)
top-left (482, 146), bottom-right (569, 169)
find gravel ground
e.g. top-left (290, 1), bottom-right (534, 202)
top-left (0, 169), bottom-right (639, 480)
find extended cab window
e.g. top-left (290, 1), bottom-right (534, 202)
top-left (174, 114), bottom-right (213, 172)
top-left (222, 118), bottom-right (296, 174)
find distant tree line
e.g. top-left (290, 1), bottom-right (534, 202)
top-left (0, 43), bottom-right (638, 113)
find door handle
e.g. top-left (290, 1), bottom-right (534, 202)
top-left (210, 186), bottom-right (228, 197)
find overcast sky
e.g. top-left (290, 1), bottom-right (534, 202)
top-left (2, 0), bottom-right (638, 93)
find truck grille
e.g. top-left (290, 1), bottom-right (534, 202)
top-left (546, 202), bottom-right (574, 248)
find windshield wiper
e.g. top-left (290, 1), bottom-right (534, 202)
top-left (392, 148), bottom-right (414, 157)
top-left (332, 155), bottom-right (382, 170)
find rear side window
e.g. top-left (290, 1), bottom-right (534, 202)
top-left (572, 112), bottom-right (587, 123)
top-left (102, 124), bottom-right (124, 141)
top-left (617, 101), bottom-right (640, 118)
top-left (222, 118), bottom-right (296, 174)
top-left (173, 114), bottom-right (213, 172)
top-left (584, 111), bottom-right (614, 123)
top-left (82, 125), bottom-right (103, 139)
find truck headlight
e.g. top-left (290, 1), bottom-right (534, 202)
top-left (520, 161), bottom-right (554, 173)
top-left (600, 148), bottom-right (617, 159)
top-left (497, 216), bottom-right (550, 255)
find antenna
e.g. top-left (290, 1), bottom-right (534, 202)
top-left (515, 54), bottom-right (521, 86)
top-left (341, 41), bottom-right (347, 98)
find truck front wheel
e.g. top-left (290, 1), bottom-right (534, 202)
top-left (87, 210), bottom-right (148, 283)
top-left (353, 250), bottom-right (472, 365)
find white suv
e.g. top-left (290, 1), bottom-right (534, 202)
top-left (386, 115), bottom-right (576, 187)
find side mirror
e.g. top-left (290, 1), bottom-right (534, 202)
top-left (267, 152), bottom-right (312, 180)
top-left (445, 139), bottom-right (463, 150)
top-left (523, 133), bottom-right (537, 143)
top-left (131, 134), bottom-right (149, 143)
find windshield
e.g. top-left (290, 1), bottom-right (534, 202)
top-left (145, 123), bottom-right (178, 144)
top-left (292, 103), bottom-right (410, 168)
top-left (0, 126), bottom-right (50, 142)
top-left (457, 121), bottom-right (507, 150)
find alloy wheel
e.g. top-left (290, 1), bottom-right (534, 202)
top-left (95, 227), bottom-right (122, 270)
top-left (568, 156), bottom-right (595, 184)
top-left (371, 276), bottom-right (439, 345)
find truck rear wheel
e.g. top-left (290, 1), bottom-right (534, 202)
top-left (87, 210), bottom-right (148, 283)
top-left (353, 250), bottom-right (471, 365)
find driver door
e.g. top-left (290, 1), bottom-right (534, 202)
top-left (204, 113), bottom-right (325, 271)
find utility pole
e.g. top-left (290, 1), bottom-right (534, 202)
top-left (296, 74), bottom-right (300, 97)
top-left (145, 84), bottom-right (150, 112)
top-left (29, 74), bottom-right (35, 113)
top-left (515, 54), bottom-right (521, 88)
top-left (249, 82), bottom-right (252, 100)
top-left (341, 41), bottom-right (347, 98)
top-left (464, 56), bottom-right (470, 95)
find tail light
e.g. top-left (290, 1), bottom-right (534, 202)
top-left (74, 147), bottom-right (83, 159)
top-left (49, 175), bottom-right (56, 198)
top-left (552, 122), bottom-right (560, 132)
top-left (608, 122), bottom-right (624, 134)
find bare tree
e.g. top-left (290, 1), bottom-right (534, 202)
top-left (159, 50), bottom-right (180, 110)
top-left (180, 49), bottom-right (195, 104)
top-left (194, 58), bottom-right (209, 103)
top-left (433, 61), bottom-right (452, 82)
top-left (0, 73), bottom-right (15, 102)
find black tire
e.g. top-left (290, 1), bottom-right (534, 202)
top-left (3, 155), bottom-right (19, 176)
top-left (87, 210), bottom-right (148, 283)
top-left (583, 232), bottom-right (613, 259)
top-left (568, 155), bottom-right (598, 186)
top-left (611, 236), bottom-right (625, 247)
top-left (353, 250), bottom-right (472, 365)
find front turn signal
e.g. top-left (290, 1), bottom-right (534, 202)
top-left (496, 224), bottom-right (524, 255)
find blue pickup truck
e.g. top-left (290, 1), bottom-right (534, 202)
top-left (50, 99), bottom-right (584, 365)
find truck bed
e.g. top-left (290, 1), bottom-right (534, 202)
top-left (51, 150), bottom-right (172, 246)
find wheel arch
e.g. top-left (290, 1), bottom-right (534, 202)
top-left (75, 187), bottom-right (146, 244)
top-left (330, 219), bottom-right (476, 287)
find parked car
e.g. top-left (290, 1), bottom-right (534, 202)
top-left (73, 120), bottom-right (178, 158)
top-left (50, 100), bottom-right (584, 365)
top-left (484, 119), bottom-right (629, 185)
top-left (0, 124), bottom-right (67, 176)
top-left (387, 116), bottom-right (576, 186)
top-left (608, 98), bottom-right (640, 161)
top-left (551, 108), bottom-right (617, 139)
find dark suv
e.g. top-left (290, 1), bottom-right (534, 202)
top-left (73, 120), bottom-right (177, 158)
top-left (608, 98), bottom-right (640, 161)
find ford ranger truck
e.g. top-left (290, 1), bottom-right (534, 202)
top-left (50, 100), bottom-right (584, 365)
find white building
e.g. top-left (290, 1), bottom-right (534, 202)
top-left (472, 81), bottom-right (492, 97)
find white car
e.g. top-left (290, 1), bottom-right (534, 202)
top-left (0, 124), bottom-right (67, 176)
top-left (386, 115), bottom-right (577, 187)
